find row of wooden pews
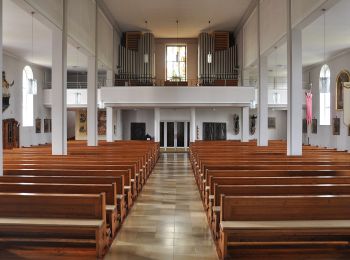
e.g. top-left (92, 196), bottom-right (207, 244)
top-left (0, 140), bottom-right (159, 259)
top-left (190, 140), bottom-right (350, 259)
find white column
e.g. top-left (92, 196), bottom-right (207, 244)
top-left (154, 108), bottom-right (160, 142)
top-left (0, 0), bottom-right (3, 174)
top-left (51, 0), bottom-right (67, 155)
top-left (184, 122), bottom-right (188, 148)
top-left (287, 0), bottom-right (303, 156)
top-left (87, 56), bottom-right (98, 146)
top-left (87, 4), bottom-right (98, 146)
top-left (106, 107), bottom-right (115, 142)
top-left (241, 107), bottom-right (249, 142)
top-left (116, 109), bottom-right (123, 140)
top-left (258, 55), bottom-right (268, 146)
top-left (190, 108), bottom-right (196, 142)
top-left (257, 1), bottom-right (268, 147)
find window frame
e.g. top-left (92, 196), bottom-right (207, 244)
top-left (165, 44), bottom-right (187, 81)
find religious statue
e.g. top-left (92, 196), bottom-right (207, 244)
top-left (249, 114), bottom-right (257, 135)
top-left (2, 71), bottom-right (14, 98)
top-left (233, 114), bottom-right (240, 135)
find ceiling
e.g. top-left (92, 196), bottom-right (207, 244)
top-left (4, 0), bottom-right (350, 75)
top-left (3, 0), bottom-right (87, 70)
top-left (302, 0), bottom-right (350, 67)
top-left (103, 0), bottom-right (253, 38)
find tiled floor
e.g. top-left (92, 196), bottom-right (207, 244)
top-left (104, 153), bottom-right (218, 260)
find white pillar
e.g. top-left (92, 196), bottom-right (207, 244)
top-left (0, 0), bottom-right (3, 175)
top-left (190, 108), bottom-right (196, 142)
top-left (287, 0), bottom-right (303, 156)
top-left (257, 1), bottom-right (268, 147)
top-left (241, 107), bottom-right (249, 142)
top-left (106, 107), bottom-right (115, 142)
top-left (184, 122), bottom-right (188, 148)
top-left (154, 108), bottom-right (160, 142)
top-left (87, 4), bottom-right (98, 146)
top-left (51, 0), bottom-right (67, 155)
top-left (258, 55), bottom-right (268, 146)
top-left (87, 56), bottom-right (98, 146)
top-left (116, 109), bottom-right (123, 140)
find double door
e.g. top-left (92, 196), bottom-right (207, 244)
top-left (160, 121), bottom-right (190, 149)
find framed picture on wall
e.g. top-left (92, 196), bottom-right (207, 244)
top-left (348, 125), bottom-right (350, 136)
top-left (336, 70), bottom-right (350, 110)
top-left (302, 119), bottom-right (307, 134)
top-left (44, 119), bottom-right (51, 133)
top-left (311, 118), bottom-right (317, 134)
top-left (98, 110), bottom-right (107, 136)
top-left (268, 117), bottom-right (276, 129)
top-left (333, 117), bottom-right (340, 135)
top-left (35, 118), bottom-right (41, 133)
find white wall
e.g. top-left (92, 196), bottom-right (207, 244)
top-left (119, 107), bottom-right (286, 142)
top-left (3, 53), bottom-right (51, 147)
top-left (122, 109), bottom-right (155, 140)
top-left (303, 51), bottom-right (350, 151)
top-left (268, 109), bottom-right (287, 140)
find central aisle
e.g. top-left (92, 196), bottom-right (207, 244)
top-left (105, 153), bottom-right (218, 260)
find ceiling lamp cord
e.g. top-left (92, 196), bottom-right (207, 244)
top-left (323, 9), bottom-right (326, 66)
top-left (31, 11), bottom-right (34, 62)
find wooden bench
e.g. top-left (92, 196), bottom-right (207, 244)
top-left (219, 195), bottom-right (350, 259)
top-left (0, 192), bottom-right (108, 259)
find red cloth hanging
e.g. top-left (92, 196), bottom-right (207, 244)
top-left (305, 92), bottom-right (312, 125)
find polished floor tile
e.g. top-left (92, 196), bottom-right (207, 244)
top-left (104, 153), bottom-right (218, 260)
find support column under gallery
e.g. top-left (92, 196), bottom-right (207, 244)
top-left (51, 0), bottom-right (67, 155)
top-left (106, 107), bottom-right (115, 142)
top-left (154, 108), bottom-right (160, 142)
top-left (241, 106), bottom-right (249, 142)
top-left (190, 108), bottom-right (196, 142)
top-left (116, 109), bottom-right (123, 140)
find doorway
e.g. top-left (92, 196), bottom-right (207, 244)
top-left (160, 121), bottom-right (190, 152)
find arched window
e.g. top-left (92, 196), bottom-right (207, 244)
top-left (319, 64), bottom-right (330, 125)
top-left (22, 66), bottom-right (34, 127)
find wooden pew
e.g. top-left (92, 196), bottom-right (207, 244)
top-left (0, 192), bottom-right (108, 259)
top-left (212, 184), bottom-right (350, 239)
top-left (0, 182), bottom-right (119, 239)
top-left (219, 195), bottom-right (350, 259)
top-left (3, 169), bottom-right (134, 210)
top-left (0, 175), bottom-right (127, 222)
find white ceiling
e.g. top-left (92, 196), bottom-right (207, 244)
top-left (3, 0), bottom-right (87, 70)
top-left (103, 0), bottom-right (253, 38)
top-left (4, 0), bottom-right (350, 74)
top-left (302, 0), bottom-right (350, 67)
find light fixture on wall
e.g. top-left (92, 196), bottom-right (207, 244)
top-left (28, 11), bottom-right (37, 95)
top-left (144, 20), bottom-right (149, 64)
top-left (207, 20), bottom-right (212, 64)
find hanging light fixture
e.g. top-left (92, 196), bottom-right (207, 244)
top-left (144, 20), bottom-right (149, 64)
top-left (176, 20), bottom-right (179, 62)
top-left (272, 46), bottom-right (279, 104)
top-left (322, 9), bottom-right (327, 71)
top-left (28, 11), bottom-right (37, 95)
top-left (207, 20), bottom-right (212, 64)
top-left (74, 46), bottom-right (82, 104)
